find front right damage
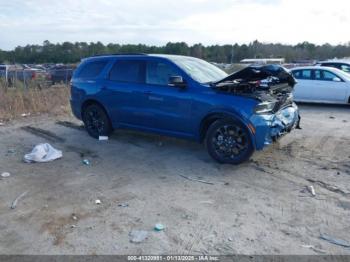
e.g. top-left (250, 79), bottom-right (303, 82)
top-left (212, 64), bottom-right (301, 149)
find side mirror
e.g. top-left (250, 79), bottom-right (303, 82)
top-left (332, 77), bottom-right (342, 82)
top-left (169, 76), bottom-right (186, 88)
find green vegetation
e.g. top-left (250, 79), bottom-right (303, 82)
top-left (1, 40), bottom-right (350, 64)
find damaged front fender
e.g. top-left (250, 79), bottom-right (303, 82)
top-left (250, 103), bottom-right (300, 150)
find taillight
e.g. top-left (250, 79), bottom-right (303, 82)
top-left (31, 72), bottom-right (36, 79)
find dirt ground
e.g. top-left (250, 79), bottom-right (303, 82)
top-left (0, 104), bottom-right (349, 255)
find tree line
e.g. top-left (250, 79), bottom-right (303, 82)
top-left (0, 40), bottom-right (350, 64)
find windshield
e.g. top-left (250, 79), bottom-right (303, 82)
top-left (170, 57), bottom-right (228, 83)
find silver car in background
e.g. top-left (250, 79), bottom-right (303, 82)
top-left (291, 66), bottom-right (350, 104)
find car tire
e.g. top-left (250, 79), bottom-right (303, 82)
top-left (82, 103), bottom-right (113, 139)
top-left (205, 119), bottom-right (254, 164)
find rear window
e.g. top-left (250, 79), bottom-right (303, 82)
top-left (109, 60), bottom-right (145, 83)
top-left (77, 60), bottom-right (108, 78)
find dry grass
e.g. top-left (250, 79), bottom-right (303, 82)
top-left (0, 84), bottom-right (71, 121)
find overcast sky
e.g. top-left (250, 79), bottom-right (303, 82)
top-left (0, 0), bottom-right (349, 50)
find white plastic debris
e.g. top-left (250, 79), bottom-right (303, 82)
top-left (24, 143), bottom-right (62, 163)
top-left (1, 172), bottom-right (11, 178)
top-left (95, 199), bottom-right (101, 205)
top-left (98, 136), bottom-right (109, 141)
top-left (21, 113), bottom-right (31, 117)
top-left (307, 185), bottom-right (316, 196)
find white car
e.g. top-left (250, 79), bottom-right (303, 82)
top-left (291, 66), bottom-right (350, 104)
top-left (316, 61), bottom-right (350, 74)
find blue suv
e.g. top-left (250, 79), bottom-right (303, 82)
top-left (71, 54), bottom-right (300, 164)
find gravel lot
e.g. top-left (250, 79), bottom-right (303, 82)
top-left (0, 104), bottom-right (349, 255)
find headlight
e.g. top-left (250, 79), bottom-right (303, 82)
top-left (254, 101), bottom-right (276, 114)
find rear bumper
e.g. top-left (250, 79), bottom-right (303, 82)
top-left (250, 103), bottom-right (300, 150)
top-left (70, 99), bottom-right (82, 120)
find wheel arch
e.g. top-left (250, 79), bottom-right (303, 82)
top-left (199, 111), bottom-right (256, 148)
top-left (81, 99), bottom-right (113, 126)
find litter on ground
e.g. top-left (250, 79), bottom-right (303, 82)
top-left (1, 172), bottom-right (11, 178)
top-left (307, 185), bottom-right (316, 196)
top-left (154, 223), bottom-right (165, 231)
top-left (118, 203), bottom-right (129, 207)
top-left (320, 233), bottom-right (350, 248)
top-left (24, 143), bottom-right (62, 163)
top-left (11, 191), bottom-right (28, 209)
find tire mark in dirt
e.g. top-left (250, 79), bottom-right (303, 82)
top-left (65, 145), bottom-right (98, 158)
top-left (55, 121), bottom-right (84, 131)
top-left (306, 178), bottom-right (350, 197)
top-left (21, 126), bottom-right (65, 143)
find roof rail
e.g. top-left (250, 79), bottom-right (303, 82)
top-left (89, 53), bottom-right (148, 57)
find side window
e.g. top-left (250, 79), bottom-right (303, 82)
top-left (314, 70), bottom-right (322, 80)
top-left (109, 60), bottom-right (145, 83)
top-left (300, 70), bottom-right (312, 80)
top-left (322, 70), bottom-right (339, 81)
top-left (77, 60), bottom-right (108, 78)
top-left (146, 61), bottom-right (179, 86)
top-left (292, 70), bottom-right (301, 79)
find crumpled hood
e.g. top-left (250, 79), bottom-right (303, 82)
top-left (214, 64), bottom-right (297, 89)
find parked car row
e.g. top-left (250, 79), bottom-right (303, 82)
top-left (0, 63), bottom-right (75, 87)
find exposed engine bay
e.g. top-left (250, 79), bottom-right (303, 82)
top-left (211, 64), bottom-right (297, 112)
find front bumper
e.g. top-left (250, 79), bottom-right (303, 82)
top-left (250, 103), bottom-right (300, 150)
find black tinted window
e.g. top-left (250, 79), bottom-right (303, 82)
top-left (109, 60), bottom-right (144, 83)
top-left (77, 60), bottom-right (107, 78)
top-left (146, 61), bottom-right (179, 85)
top-left (292, 70), bottom-right (301, 79)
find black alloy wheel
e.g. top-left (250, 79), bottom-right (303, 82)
top-left (206, 119), bottom-right (254, 164)
top-left (82, 103), bottom-right (112, 139)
